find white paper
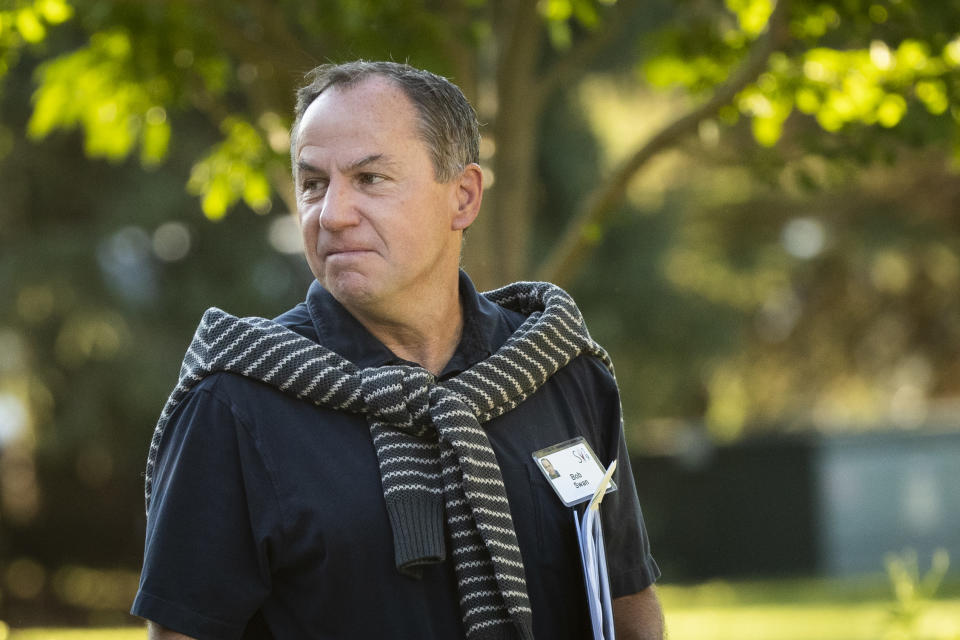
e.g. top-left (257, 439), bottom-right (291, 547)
top-left (574, 459), bottom-right (617, 640)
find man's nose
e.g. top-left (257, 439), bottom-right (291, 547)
top-left (319, 178), bottom-right (360, 231)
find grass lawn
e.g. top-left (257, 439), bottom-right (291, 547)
top-left (661, 599), bottom-right (960, 640)
top-left (8, 631), bottom-right (144, 640)
top-left (657, 577), bottom-right (960, 640)
top-left (4, 578), bottom-right (959, 640)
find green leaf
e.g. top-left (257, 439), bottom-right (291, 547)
top-left (201, 174), bottom-right (232, 221)
top-left (724, 0), bottom-right (772, 37)
top-left (140, 116), bottom-right (171, 166)
top-left (538, 0), bottom-right (573, 22)
top-left (35, 0), bottom-right (73, 24)
top-left (187, 117), bottom-right (272, 219)
top-left (752, 116), bottom-right (783, 146)
top-left (27, 28), bottom-right (173, 165)
top-left (876, 93), bottom-right (906, 128)
top-left (242, 171), bottom-right (272, 214)
top-left (547, 19), bottom-right (572, 50)
top-left (915, 80), bottom-right (948, 115)
top-left (571, 0), bottom-right (599, 28)
top-left (15, 8), bottom-right (45, 43)
top-left (945, 37), bottom-right (960, 67)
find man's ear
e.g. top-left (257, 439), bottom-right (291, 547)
top-left (451, 163), bottom-right (483, 231)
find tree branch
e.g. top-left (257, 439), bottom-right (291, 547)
top-left (535, 0), bottom-right (792, 287)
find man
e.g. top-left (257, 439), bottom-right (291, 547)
top-left (132, 61), bottom-right (662, 639)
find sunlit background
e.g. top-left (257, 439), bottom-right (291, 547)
top-left (1, 0), bottom-right (959, 638)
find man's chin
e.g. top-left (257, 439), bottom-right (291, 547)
top-left (324, 271), bottom-right (380, 308)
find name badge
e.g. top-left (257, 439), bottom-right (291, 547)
top-left (532, 437), bottom-right (617, 507)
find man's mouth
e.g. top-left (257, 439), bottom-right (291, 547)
top-left (324, 247), bottom-right (374, 259)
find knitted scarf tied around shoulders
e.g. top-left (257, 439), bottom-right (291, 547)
top-left (144, 281), bottom-right (614, 640)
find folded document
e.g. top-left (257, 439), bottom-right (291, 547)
top-left (574, 459), bottom-right (617, 640)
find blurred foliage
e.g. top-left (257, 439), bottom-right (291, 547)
top-left (538, 0), bottom-right (619, 49)
top-left (644, 0), bottom-right (960, 151)
top-left (567, 72), bottom-right (960, 441)
top-left (4, 0), bottom-right (478, 220)
top-left (186, 117), bottom-right (272, 219)
top-left (885, 548), bottom-right (953, 639)
top-left (27, 29), bottom-right (172, 163)
top-left (0, 1), bottom-right (73, 83)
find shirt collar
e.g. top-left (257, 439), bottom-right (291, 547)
top-left (305, 270), bottom-right (507, 377)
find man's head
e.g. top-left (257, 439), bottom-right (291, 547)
top-left (291, 61), bottom-right (479, 184)
top-left (291, 61), bottom-right (483, 320)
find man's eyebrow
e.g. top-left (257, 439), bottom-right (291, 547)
top-left (344, 154), bottom-right (398, 172)
top-left (297, 154), bottom-right (398, 176)
top-left (297, 159), bottom-right (323, 174)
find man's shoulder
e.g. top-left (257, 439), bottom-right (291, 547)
top-left (172, 295), bottom-right (328, 423)
top-left (552, 352), bottom-right (618, 403)
top-left (568, 351), bottom-right (616, 383)
top-left (177, 370), bottom-right (337, 447)
top-left (473, 280), bottom-right (617, 392)
top-left (189, 371), bottom-right (289, 414)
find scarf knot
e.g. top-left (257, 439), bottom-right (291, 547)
top-left (360, 366), bottom-right (434, 436)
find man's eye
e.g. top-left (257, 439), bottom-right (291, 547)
top-left (357, 173), bottom-right (384, 186)
top-left (301, 179), bottom-right (327, 195)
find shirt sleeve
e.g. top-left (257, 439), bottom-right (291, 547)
top-left (583, 357), bottom-right (661, 597)
top-left (131, 376), bottom-right (281, 640)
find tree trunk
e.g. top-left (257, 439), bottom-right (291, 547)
top-left (463, 0), bottom-right (544, 290)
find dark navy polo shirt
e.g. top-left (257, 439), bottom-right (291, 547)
top-left (132, 272), bottom-right (659, 639)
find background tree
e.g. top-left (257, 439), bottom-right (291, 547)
top-left (13, 0), bottom-right (960, 288)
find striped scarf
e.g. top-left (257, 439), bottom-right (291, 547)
top-left (144, 281), bottom-right (614, 640)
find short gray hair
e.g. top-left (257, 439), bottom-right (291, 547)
top-left (291, 61), bottom-right (480, 183)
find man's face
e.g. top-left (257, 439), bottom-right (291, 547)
top-left (294, 76), bottom-right (464, 317)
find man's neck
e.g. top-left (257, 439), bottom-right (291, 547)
top-left (343, 280), bottom-right (464, 376)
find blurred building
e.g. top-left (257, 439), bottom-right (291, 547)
top-left (632, 429), bottom-right (960, 580)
